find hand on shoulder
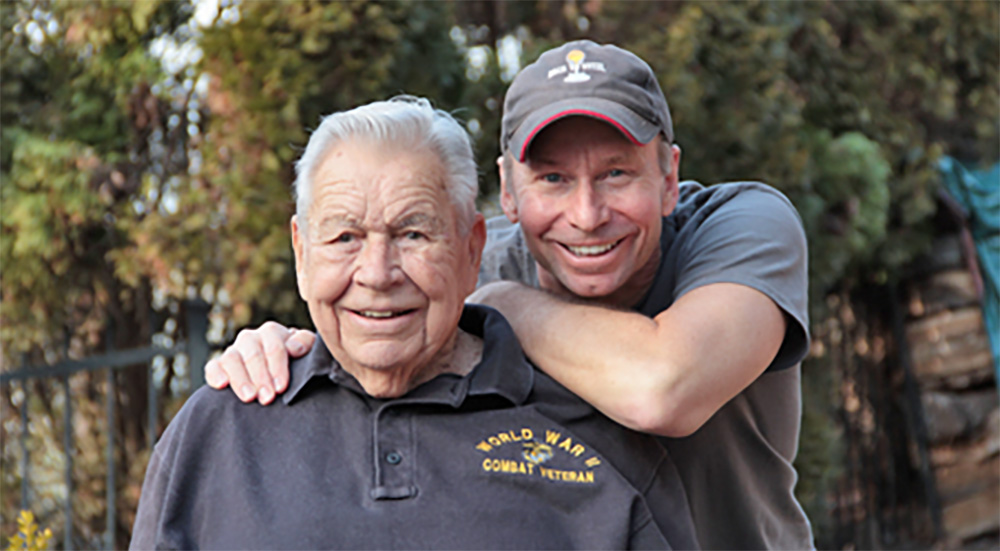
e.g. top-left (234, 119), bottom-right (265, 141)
top-left (205, 321), bottom-right (315, 405)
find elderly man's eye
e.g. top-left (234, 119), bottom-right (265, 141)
top-left (405, 231), bottom-right (425, 240)
top-left (334, 233), bottom-right (355, 244)
top-left (608, 168), bottom-right (626, 178)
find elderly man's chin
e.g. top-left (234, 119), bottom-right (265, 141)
top-left (333, 333), bottom-right (449, 398)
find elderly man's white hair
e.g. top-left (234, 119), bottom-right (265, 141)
top-left (293, 96), bottom-right (478, 234)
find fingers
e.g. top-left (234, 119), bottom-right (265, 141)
top-left (235, 326), bottom-right (283, 405)
top-left (205, 358), bottom-right (230, 389)
top-left (261, 327), bottom-right (314, 393)
top-left (216, 345), bottom-right (257, 403)
top-left (210, 321), bottom-right (306, 405)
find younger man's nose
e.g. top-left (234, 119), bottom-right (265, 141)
top-left (565, 183), bottom-right (610, 232)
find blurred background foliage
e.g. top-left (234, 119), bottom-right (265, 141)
top-left (1, 0), bottom-right (997, 548)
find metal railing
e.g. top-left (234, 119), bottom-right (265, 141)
top-left (1, 300), bottom-right (213, 550)
top-left (820, 284), bottom-right (943, 549)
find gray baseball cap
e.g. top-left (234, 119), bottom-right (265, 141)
top-left (501, 40), bottom-right (674, 162)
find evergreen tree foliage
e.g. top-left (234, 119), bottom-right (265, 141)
top-left (1, 0), bottom-right (996, 546)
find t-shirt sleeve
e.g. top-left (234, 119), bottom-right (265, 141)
top-left (673, 185), bottom-right (810, 371)
top-left (477, 216), bottom-right (538, 288)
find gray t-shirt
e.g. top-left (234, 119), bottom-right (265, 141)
top-left (479, 181), bottom-right (814, 550)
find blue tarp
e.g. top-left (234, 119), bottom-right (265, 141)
top-left (938, 157), bottom-right (1000, 380)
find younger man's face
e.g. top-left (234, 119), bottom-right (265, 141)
top-left (500, 116), bottom-right (679, 307)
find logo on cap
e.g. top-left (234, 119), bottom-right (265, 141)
top-left (546, 49), bottom-right (606, 83)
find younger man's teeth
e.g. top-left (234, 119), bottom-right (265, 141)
top-left (568, 243), bottom-right (616, 256)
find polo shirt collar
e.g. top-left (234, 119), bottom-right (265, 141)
top-left (281, 334), bottom-right (335, 404)
top-left (282, 304), bottom-right (533, 407)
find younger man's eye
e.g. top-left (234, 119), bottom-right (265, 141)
top-left (542, 173), bottom-right (562, 183)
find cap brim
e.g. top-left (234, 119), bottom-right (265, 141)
top-left (509, 97), bottom-right (661, 162)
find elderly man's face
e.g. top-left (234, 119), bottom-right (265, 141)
top-left (292, 139), bottom-right (485, 396)
top-left (500, 117), bottom-right (680, 307)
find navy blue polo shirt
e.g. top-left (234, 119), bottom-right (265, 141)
top-left (131, 305), bottom-right (698, 550)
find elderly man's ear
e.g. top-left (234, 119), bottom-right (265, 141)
top-left (291, 215), bottom-right (308, 301)
top-left (465, 213), bottom-right (487, 294)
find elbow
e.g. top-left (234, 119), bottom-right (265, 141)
top-left (616, 389), bottom-right (710, 438)
top-left (597, 353), bottom-right (722, 437)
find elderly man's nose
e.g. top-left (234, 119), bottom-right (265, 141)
top-left (356, 240), bottom-right (401, 289)
top-left (566, 184), bottom-right (609, 231)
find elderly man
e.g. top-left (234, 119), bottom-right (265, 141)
top-left (211, 41), bottom-right (813, 549)
top-left (130, 97), bottom-right (697, 550)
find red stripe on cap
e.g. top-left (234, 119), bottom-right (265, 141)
top-left (519, 109), bottom-right (642, 161)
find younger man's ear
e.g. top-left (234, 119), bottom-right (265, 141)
top-left (661, 144), bottom-right (682, 217)
top-left (498, 155), bottom-right (519, 223)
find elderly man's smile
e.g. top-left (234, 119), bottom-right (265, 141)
top-left (351, 308), bottom-right (417, 319)
top-left (344, 306), bottom-right (421, 332)
top-left (350, 308), bottom-right (417, 320)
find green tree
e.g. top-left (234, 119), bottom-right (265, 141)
top-left (1, 0), bottom-right (470, 545)
top-left (2, 1), bottom-right (193, 544)
top-left (2, 0), bottom-right (997, 547)
top-left (191, 0), bottom-right (469, 329)
top-left (591, 1), bottom-right (998, 307)
top-left (580, 1), bottom-right (998, 537)
top-left (456, 0), bottom-right (997, 541)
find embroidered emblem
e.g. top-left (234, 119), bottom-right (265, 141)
top-left (522, 441), bottom-right (553, 464)
top-left (546, 49), bottom-right (607, 83)
top-left (475, 426), bottom-right (602, 484)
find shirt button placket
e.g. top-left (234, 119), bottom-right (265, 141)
top-left (372, 407), bottom-right (415, 500)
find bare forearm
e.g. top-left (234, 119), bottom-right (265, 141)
top-left (471, 282), bottom-right (681, 432)
top-left (470, 281), bottom-right (784, 436)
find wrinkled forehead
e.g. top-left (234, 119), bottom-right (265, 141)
top-left (311, 141), bottom-right (456, 225)
top-left (318, 136), bottom-right (445, 177)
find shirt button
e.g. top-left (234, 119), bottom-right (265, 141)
top-left (385, 452), bottom-right (402, 465)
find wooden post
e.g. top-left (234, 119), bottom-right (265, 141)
top-left (19, 377), bottom-right (29, 510)
top-left (104, 325), bottom-right (116, 551)
top-left (891, 281), bottom-right (944, 541)
top-left (186, 299), bottom-right (210, 390)
top-left (147, 362), bottom-right (158, 451)
top-left (63, 374), bottom-right (74, 550)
